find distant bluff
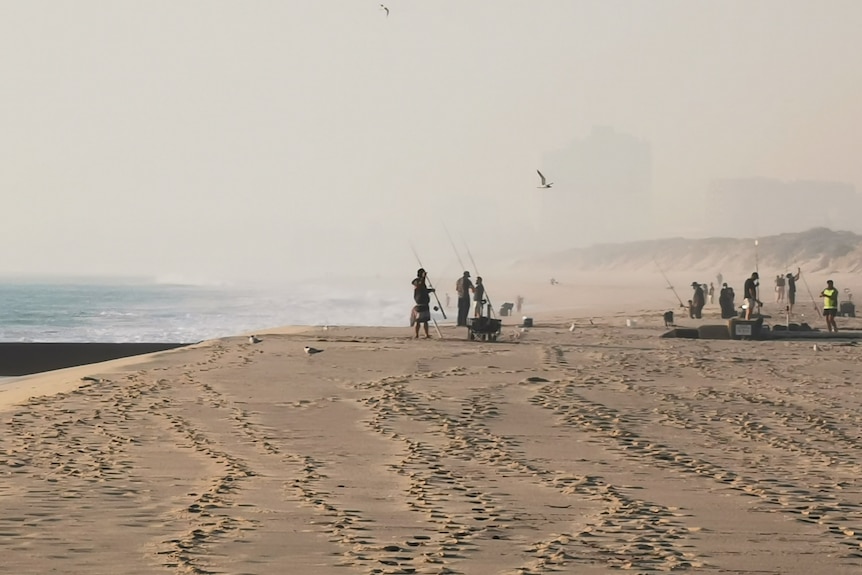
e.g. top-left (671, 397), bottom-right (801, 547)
top-left (515, 228), bottom-right (862, 275)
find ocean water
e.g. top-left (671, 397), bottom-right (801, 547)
top-left (0, 280), bottom-right (415, 343)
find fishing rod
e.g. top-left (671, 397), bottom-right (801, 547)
top-left (653, 257), bottom-right (684, 308)
top-left (754, 238), bottom-right (760, 306)
top-left (443, 224), bottom-right (467, 274)
top-left (409, 243), bottom-right (447, 330)
top-left (462, 240), bottom-right (495, 318)
top-left (798, 266), bottom-right (822, 318)
top-left (754, 238), bottom-right (759, 275)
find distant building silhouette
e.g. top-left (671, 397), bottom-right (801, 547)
top-left (705, 178), bottom-right (861, 236)
top-left (536, 127), bottom-right (653, 249)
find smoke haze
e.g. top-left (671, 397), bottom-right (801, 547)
top-left (2, 1), bottom-right (861, 284)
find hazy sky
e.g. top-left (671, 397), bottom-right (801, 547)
top-left (2, 1), bottom-right (861, 283)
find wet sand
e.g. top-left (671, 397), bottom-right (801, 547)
top-left (0, 342), bottom-right (190, 376)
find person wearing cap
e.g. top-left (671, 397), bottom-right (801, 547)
top-left (473, 276), bottom-right (486, 318)
top-left (411, 268), bottom-right (436, 338)
top-left (743, 271), bottom-right (762, 320)
top-left (786, 267), bottom-right (801, 313)
top-left (455, 271), bottom-right (474, 327)
top-left (820, 279), bottom-right (839, 332)
top-left (690, 281), bottom-right (705, 319)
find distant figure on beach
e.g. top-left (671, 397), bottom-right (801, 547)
top-left (708, 282), bottom-right (715, 305)
top-left (445, 292), bottom-right (451, 309)
top-left (744, 272), bottom-right (762, 320)
top-left (411, 268), bottom-right (435, 338)
top-left (719, 283), bottom-right (736, 319)
top-left (455, 271), bottom-right (474, 327)
top-left (516, 295), bottom-right (524, 313)
top-left (473, 276), bottom-right (486, 317)
top-left (716, 273), bottom-right (723, 290)
top-left (690, 282), bottom-right (705, 319)
top-left (786, 268), bottom-right (800, 312)
top-left (775, 274), bottom-right (785, 303)
top-left (820, 279), bottom-right (839, 332)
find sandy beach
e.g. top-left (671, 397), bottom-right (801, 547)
top-left (3, 284), bottom-right (862, 574)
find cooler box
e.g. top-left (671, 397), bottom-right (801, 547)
top-left (840, 301), bottom-right (856, 317)
top-left (728, 317), bottom-right (764, 340)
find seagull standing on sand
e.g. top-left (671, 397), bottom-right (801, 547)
top-left (304, 346), bottom-right (324, 356)
top-left (537, 170), bottom-right (553, 188)
top-left (249, 335), bottom-right (262, 344)
top-left (380, 3), bottom-right (389, 16)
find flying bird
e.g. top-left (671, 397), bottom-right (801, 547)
top-left (304, 346), bottom-right (324, 356)
top-left (380, 4), bottom-right (389, 16)
top-left (537, 170), bottom-right (553, 188)
top-left (249, 335), bottom-right (262, 344)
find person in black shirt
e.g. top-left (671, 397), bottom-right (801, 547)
top-left (785, 268), bottom-right (800, 313)
top-left (690, 282), bottom-right (705, 319)
top-left (719, 283), bottom-right (736, 319)
top-left (411, 268), bottom-right (435, 339)
top-left (743, 272), bottom-right (762, 320)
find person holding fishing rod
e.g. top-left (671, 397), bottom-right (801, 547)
top-left (411, 268), bottom-right (436, 339)
top-left (785, 267), bottom-right (801, 314)
top-left (743, 271), bottom-right (763, 320)
top-left (455, 271), bottom-right (474, 327)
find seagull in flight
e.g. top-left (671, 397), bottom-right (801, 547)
top-left (380, 4), bottom-right (389, 16)
top-left (537, 170), bottom-right (553, 188)
top-left (304, 346), bottom-right (324, 356)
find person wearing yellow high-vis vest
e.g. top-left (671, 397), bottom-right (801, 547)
top-left (820, 279), bottom-right (839, 332)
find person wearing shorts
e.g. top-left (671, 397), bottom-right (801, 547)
top-left (743, 272), bottom-right (762, 320)
top-left (473, 276), bottom-right (486, 318)
top-left (412, 268), bottom-right (435, 338)
top-left (820, 279), bottom-right (839, 333)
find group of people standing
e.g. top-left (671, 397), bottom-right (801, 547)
top-left (410, 268), bottom-right (490, 338)
top-left (690, 268), bottom-right (842, 332)
top-left (454, 271), bottom-right (486, 326)
top-left (687, 282), bottom-right (712, 319)
top-left (772, 269), bottom-right (800, 307)
top-left (739, 268), bottom-right (805, 319)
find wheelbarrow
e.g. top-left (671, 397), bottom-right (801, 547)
top-left (467, 316), bottom-right (502, 342)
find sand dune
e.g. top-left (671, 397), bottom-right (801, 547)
top-left (514, 227), bottom-right (862, 276)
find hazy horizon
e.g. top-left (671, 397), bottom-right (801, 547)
top-left (4, 1), bottom-right (862, 284)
